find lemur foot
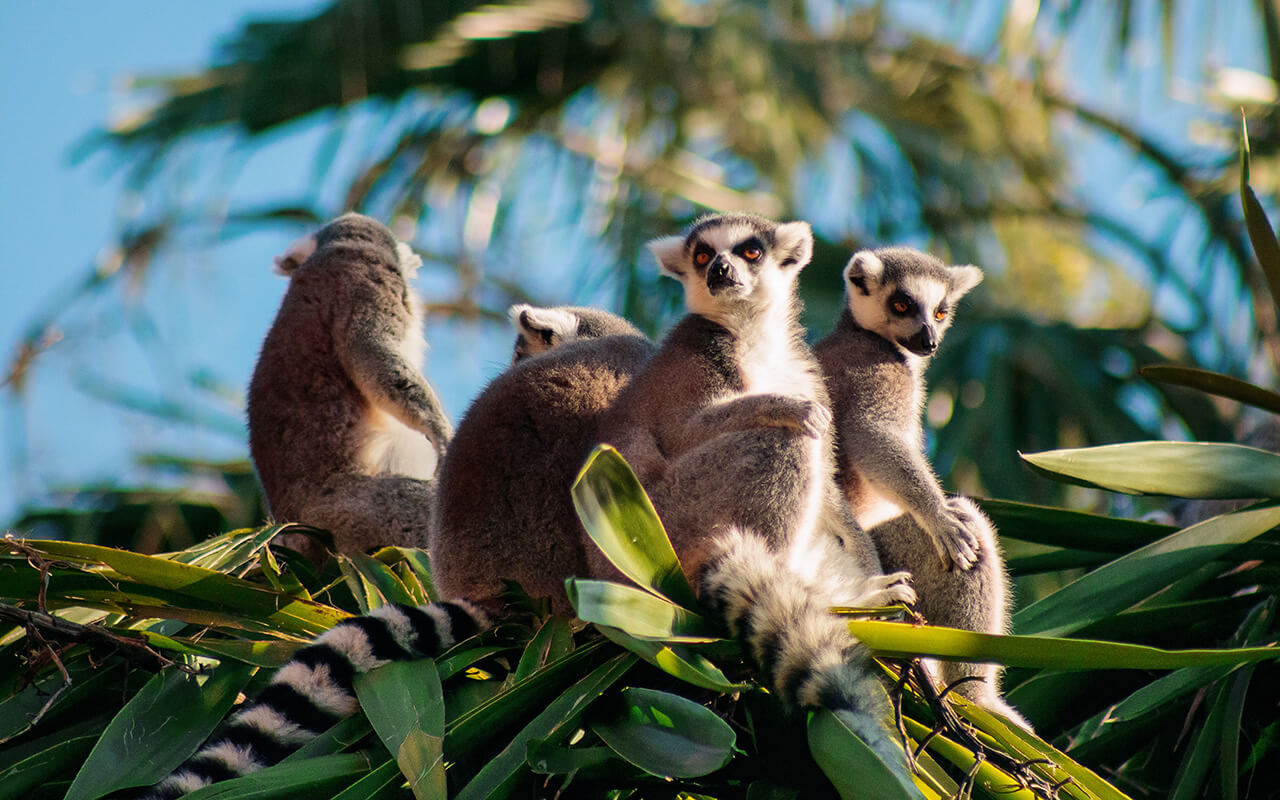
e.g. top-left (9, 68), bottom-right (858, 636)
top-left (847, 570), bottom-right (916, 607)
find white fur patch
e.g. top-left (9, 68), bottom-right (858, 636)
top-left (509, 304), bottom-right (579, 342)
top-left (424, 604), bottom-right (456, 649)
top-left (273, 662), bottom-right (359, 717)
top-left (317, 624), bottom-right (380, 672)
top-left (234, 704), bottom-right (314, 745)
top-left (199, 740), bottom-right (262, 777)
top-left (163, 771), bottom-right (212, 795)
top-left (358, 408), bottom-right (438, 480)
top-left (856, 494), bottom-right (907, 530)
top-left (395, 241), bottom-right (423, 275)
top-left (370, 604), bottom-right (417, 651)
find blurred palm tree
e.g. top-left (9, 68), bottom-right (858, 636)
top-left (7, 0), bottom-right (1280, 537)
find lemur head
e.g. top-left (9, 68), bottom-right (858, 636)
top-left (273, 213), bottom-right (421, 278)
top-left (507, 304), bottom-right (644, 363)
top-left (647, 213), bottom-right (814, 322)
top-left (843, 247), bottom-right (982, 358)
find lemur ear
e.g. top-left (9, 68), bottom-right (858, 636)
top-left (272, 234), bottom-right (318, 276)
top-left (948, 265), bottom-right (984, 301)
top-left (774, 221), bottom-right (814, 269)
top-left (843, 250), bottom-right (884, 293)
top-left (508, 304), bottom-right (578, 341)
top-left (646, 235), bottom-right (687, 280)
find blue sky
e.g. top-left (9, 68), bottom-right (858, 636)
top-left (0, 2), bottom-right (1273, 528)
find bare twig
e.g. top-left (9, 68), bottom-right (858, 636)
top-left (0, 603), bottom-right (177, 671)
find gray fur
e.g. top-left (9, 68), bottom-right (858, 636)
top-left (248, 213), bottom-right (452, 558)
top-left (508, 303), bottom-right (646, 363)
top-left (433, 307), bottom-right (657, 615)
top-left (816, 246), bottom-right (1029, 729)
top-left (598, 213), bottom-right (911, 771)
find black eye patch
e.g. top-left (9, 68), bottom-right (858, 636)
top-left (888, 292), bottom-right (916, 315)
top-left (732, 238), bottom-right (765, 258)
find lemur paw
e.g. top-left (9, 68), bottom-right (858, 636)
top-left (847, 570), bottom-right (916, 607)
top-left (929, 509), bottom-right (982, 572)
top-left (794, 398), bottom-right (833, 439)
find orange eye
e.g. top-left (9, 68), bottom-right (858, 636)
top-left (934, 309), bottom-right (948, 321)
top-left (892, 301), bottom-right (909, 314)
top-left (694, 250), bottom-right (712, 266)
top-left (742, 247), bottom-right (762, 261)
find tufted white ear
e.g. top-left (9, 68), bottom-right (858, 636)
top-left (395, 241), bottom-right (423, 275)
top-left (774, 221), bottom-right (814, 270)
top-left (842, 250), bottom-right (884, 291)
top-left (646, 235), bottom-right (688, 280)
top-left (948, 265), bottom-right (984, 301)
top-left (508, 304), bottom-right (578, 341)
top-left (272, 234), bottom-right (318, 276)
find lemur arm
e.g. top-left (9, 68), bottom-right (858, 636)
top-left (676, 393), bottom-right (830, 450)
top-left (336, 300), bottom-right (453, 454)
top-left (843, 423), bottom-right (980, 570)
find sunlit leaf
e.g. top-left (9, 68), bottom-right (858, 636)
top-left (571, 445), bottom-right (699, 609)
top-left (566, 578), bottom-right (717, 641)
top-left (513, 616), bottom-right (575, 683)
top-left (1021, 442), bottom-right (1280, 498)
top-left (596, 625), bottom-right (744, 692)
top-left (844, 618), bottom-right (1280, 669)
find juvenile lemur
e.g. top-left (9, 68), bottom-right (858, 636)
top-left (814, 247), bottom-right (1028, 728)
top-left (248, 213), bottom-right (452, 558)
top-left (600, 213), bottom-right (912, 769)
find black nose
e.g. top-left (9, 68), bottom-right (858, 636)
top-left (708, 259), bottom-right (732, 284)
top-left (904, 328), bottom-right (938, 356)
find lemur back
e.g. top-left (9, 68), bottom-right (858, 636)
top-left (815, 246), bottom-right (1029, 729)
top-left (248, 213), bottom-right (452, 557)
top-left (433, 307), bottom-right (657, 614)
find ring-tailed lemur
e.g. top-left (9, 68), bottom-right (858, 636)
top-left (598, 213), bottom-right (912, 770)
top-left (814, 247), bottom-right (1029, 729)
top-left (248, 213), bottom-right (452, 559)
top-left (433, 305), bottom-right (657, 615)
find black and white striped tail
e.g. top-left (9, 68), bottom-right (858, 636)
top-left (699, 529), bottom-right (907, 774)
top-left (141, 601), bottom-right (488, 799)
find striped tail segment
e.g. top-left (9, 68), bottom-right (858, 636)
top-left (699, 528), bottom-right (907, 774)
top-left (141, 601), bottom-right (488, 800)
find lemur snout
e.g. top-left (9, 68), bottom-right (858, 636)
top-left (904, 327), bottom-right (938, 356)
top-left (707, 257), bottom-right (739, 290)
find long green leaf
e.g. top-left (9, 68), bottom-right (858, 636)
top-left (900, 717), bottom-right (1037, 800)
top-left (329, 759), bottom-right (407, 800)
top-left (1013, 504), bottom-right (1280, 636)
top-left (1021, 442), bottom-right (1280, 498)
top-left (66, 662), bottom-right (255, 800)
top-left (566, 578), bottom-right (717, 641)
top-left (10, 539), bottom-right (348, 635)
top-left (596, 625), bottom-right (745, 692)
top-left (513, 616), bottom-right (575, 683)
top-left (1140, 365), bottom-right (1280, 415)
top-left (590, 687), bottom-right (735, 779)
top-left (179, 753), bottom-right (375, 799)
top-left (355, 659), bottom-right (446, 800)
top-left (809, 710), bottom-right (923, 800)
top-left (571, 445), bottom-right (699, 609)
top-left (844, 619), bottom-right (1280, 669)
top-left (454, 654), bottom-right (636, 800)
top-left (0, 724), bottom-right (99, 799)
top-left (1241, 113), bottom-right (1280, 315)
top-left (977, 498), bottom-right (1171, 552)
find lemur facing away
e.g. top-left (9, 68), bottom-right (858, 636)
top-left (432, 305), bottom-right (657, 615)
top-left (813, 247), bottom-right (1029, 729)
top-left (248, 213), bottom-right (452, 559)
top-left (599, 213), bottom-right (912, 771)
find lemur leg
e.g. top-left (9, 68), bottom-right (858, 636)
top-left (280, 474), bottom-right (436, 558)
top-left (867, 498), bottom-right (1031, 730)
